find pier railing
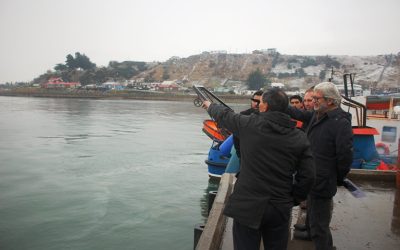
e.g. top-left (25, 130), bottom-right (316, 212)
top-left (196, 174), bottom-right (234, 250)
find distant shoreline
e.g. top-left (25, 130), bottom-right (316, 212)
top-left (0, 88), bottom-right (250, 104)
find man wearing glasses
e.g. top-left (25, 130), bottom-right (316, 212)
top-left (288, 82), bottom-right (353, 250)
top-left (242, 90), bottom-right (264, 115)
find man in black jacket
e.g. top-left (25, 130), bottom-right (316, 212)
top-left (202, 88), bottom-right (315, 250)
top-left (288, 82), bottom-right (353, 250)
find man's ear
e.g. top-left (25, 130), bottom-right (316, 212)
top-left (260, 102), bottom-right (268, 112)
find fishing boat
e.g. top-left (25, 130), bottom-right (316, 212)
top-left (338, 72), bottom-right (399, 170)
top-left (202, 120), bottom-right (233, 178)
top-left (343, 94), bottom-right (399, 170)
top-left (365, 95), bottom-right (400, 158)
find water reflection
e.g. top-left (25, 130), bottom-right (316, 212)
top-left (200, 178), bottom-right (221, 221)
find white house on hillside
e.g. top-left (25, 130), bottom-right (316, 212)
top-left (271, 82), bottom-right (285, 88)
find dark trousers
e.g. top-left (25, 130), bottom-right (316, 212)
top-left (304, 207), bottom-right (310, 233)
top-left (308, 196), bottom-right (334, 250)
top-left (304, 200), bottom-right (310, 233)
top-left (232, 203), bottom-right (291, 250)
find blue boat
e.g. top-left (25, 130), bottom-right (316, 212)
top-left (205, 140), bottom-right (231, 178)
top-left (201, 120), bottom-right (234, 178)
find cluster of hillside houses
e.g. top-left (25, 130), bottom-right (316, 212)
top-left (40, 76), bottom-right (292, 96)
top-left (41, 77), bottom-right (182, 92)
top-left (40, 77), bottom-right (252, 94)
top-left (30, 77), bottom-right (378, 97)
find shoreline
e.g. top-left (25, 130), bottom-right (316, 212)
top-left (0, 88), bottom-right (250, 103)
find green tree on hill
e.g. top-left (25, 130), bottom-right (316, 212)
top-left (247, 68), bottom-right (268, 90)
top-left (301, 57), bottom-right (317, 67)
top-left (54, 52), bottom-right (96, 71)
top-left (108, 61), bottom-right (147, 80)
top-left (80, 70), bottom-right (97, 85)
top-left (54, 63), bottom-right (68, 71)
top-left (40, 53), bottom-right (150, 85)
top-left (67, 52), bottom-right (96, 70)
top-left (319, 56), bottom-right (341, 69)
top-left (65, 54), bottom-right (77, 69)
top-left (94, 67), bottom-right (109, 83)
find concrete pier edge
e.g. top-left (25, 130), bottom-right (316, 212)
top-left (196, 169), bottom-right (398, 250)
top-left (196, 174), bottom-right (234, 250)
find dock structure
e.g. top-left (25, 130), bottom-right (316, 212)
top-left (196, 174), bottom-right (234, 250)
top-left (196, 170), bottom-right (400, 250)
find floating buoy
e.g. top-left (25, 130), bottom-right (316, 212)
top-left (202, 120), bottom-right (230, 142)
top-left (375, 142), bottom-right (390, 155)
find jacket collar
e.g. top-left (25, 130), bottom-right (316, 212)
top-left (260, 111), bottom-right (297, 128)
top-left (325, 107), bottom-right (342, 118)
top-left (308, 107), bottom-right (349, 132)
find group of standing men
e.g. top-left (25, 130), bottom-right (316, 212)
top-left (201, 82), bottom-right (353, 250)
top-left (289, 88), bottom-right (316, 111)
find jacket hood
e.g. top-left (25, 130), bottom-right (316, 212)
top-left (259, 111), bottom-right (297, 134)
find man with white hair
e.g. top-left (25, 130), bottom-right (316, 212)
top-left (288, 82), bottom-right (353, 250)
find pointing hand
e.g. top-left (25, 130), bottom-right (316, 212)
top-left (202, 100), bottom-right (211, 110)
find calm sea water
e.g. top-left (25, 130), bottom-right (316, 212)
top-left (0, 96), bottom-right (231, 250)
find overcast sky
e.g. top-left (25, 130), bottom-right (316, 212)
top-left (1, 0), bottom-right (399, 83)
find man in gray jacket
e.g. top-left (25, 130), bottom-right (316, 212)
top-left (288, 82), bottom-right (353, 250)
top-left (202, 88), bottom-right (315, 250)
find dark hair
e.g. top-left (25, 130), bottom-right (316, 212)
top-left (290, 95), bottom-right (303, 102)
top-left (262, 88), bottom-right (288, 112)
top-left (252, 90), bottom-right (264, 97)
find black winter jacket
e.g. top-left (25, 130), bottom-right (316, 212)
top-left (208, 103), bottom-right (315, 229)
top-left (233, 108), bottom-right (258, 159)
top-left (288, 107), bottom-right (353, 198)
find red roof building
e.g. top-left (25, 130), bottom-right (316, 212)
top-left (155, 83), bottom-right (179, 91)
top-left (42, 77), bottom-right (81, 88)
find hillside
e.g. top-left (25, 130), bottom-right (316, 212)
top-left (135, 51), bottom-right (400, 90)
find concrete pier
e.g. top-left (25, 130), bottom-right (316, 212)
top-left (196, 174), bottom-right (234, 250)
top-left (197, 170), bottom-right (400, 250)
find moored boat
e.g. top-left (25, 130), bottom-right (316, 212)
top-left (201, 119), bottom-right (233, 178)
top-left (342, 93), bottom-right (399, 170)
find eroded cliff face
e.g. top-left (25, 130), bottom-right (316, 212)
top-left (136, 52), bottom-right (400, 89)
